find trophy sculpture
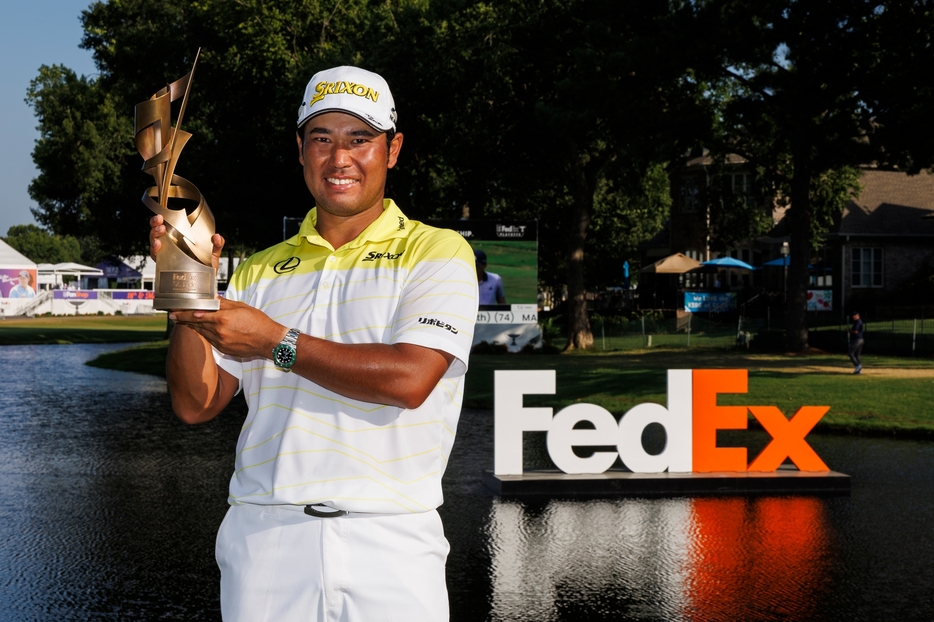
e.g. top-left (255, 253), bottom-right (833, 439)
top-left (135, 49), bottom-right (219, 311)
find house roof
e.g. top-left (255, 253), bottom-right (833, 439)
top-left (834, 169), bottom-right (934, 237)
top-left (681, 152), bottom-right (747, 169)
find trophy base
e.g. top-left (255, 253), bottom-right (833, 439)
top-left (153, 241), bottom-right (219, 311)
top-left (153, 295), bottom-right (220, 312)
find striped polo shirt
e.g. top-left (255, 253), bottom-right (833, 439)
top-left (214, 199), bottom-right (478, 514)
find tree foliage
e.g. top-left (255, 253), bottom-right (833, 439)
top-left (2, 225), bottom-right (83, 264)
top-left (26, 65), bottom-right (136, 245)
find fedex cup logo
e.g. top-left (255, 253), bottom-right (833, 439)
top-left (494, 369), bottom-right (829, 475)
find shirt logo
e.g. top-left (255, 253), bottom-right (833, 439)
top-left (274, 257), bottom-right (301, 274)
top-left (362, 250), bottom-right (405, 262)
top-left (418, 317), bottom-right (459, 334)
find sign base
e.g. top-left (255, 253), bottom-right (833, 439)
top-left (483, 467), bottom-right (850, 497)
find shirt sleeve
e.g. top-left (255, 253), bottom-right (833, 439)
top-left (390, 229), bottom-right (478, 378)
top-left (211, 287), bottom-right (244, 393)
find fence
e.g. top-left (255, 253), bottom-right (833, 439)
top-left (546, 313), bottom-right (743, 351)
top-left (810, 317), bottom-right (934, 357)
top-left (545, 311), bottom-right (934, 356)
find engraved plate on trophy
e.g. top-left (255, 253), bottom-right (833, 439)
top-left (134, 49), bottom-right (220, 311)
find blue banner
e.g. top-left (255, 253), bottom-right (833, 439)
top-left (53, 290), bottom-right (98, 300)
top-left (684, 292), bottom-right (736, 313)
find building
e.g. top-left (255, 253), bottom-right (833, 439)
top-left (824, 168), bottom-right (934, 314)
top-left (646, 154), bottom-right (934, 316)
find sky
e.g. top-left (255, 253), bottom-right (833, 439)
top-left (0, 1), bottom-right (97, 237)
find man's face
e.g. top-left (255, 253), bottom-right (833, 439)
top-left (297, 112), bottom-right (403, 222)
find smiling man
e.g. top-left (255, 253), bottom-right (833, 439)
top-left (150, 66), bottom-right (478, 622)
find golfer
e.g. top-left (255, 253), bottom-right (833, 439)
top-left (474, 249), bottom-right (506, 305)
top-left (150, 66), bottom-right (478, 621)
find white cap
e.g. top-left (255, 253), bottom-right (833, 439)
top-left (296, 66), bottom-right (397, 132)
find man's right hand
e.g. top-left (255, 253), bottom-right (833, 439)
top-left (149, 213), bottom-right (226, 271)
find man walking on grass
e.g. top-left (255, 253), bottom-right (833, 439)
top-left (849, 311), bottom-right (864, 374)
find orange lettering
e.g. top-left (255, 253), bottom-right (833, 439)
top-left (747, 406), bottom-right (830, 472)
top-left (692, 370), bottom-right (748, 472)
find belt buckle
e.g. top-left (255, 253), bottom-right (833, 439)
top-left (304, 504), bottom-right (348, 518)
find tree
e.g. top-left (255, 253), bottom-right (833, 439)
top-left (694, 0), bottom-right (934, 350)
top-left (393, 0), bottom-right (709, 349)
top-left (3, 224), bottom-right (83, 264)
top-left (26, 65), bottom-right (136, 248)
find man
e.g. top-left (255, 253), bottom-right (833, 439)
top-left (8, 270), bottom-right (36, 299)
top-left (849, 311), bottom-right (864, 375)
top-left (474, 249), bottom-right (506, 305)
top-left (150, 66), bottom-right (478, 621)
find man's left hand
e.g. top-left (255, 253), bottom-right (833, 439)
top-left (170, 298), bottom-right (283, 359)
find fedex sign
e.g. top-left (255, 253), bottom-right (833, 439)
top-left (494, 369), bottom-right (829, 475)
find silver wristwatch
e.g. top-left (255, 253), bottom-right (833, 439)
top-left (272, 328), bottom-right (301, 370)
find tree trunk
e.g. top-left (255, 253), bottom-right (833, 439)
top-left (785, 134), bottom-right (812, 351)
top-left (564, 162), bottom-right (594, 351)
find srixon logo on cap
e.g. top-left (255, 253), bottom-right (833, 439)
top-left (309, 81), bottom-right (380, 106)
top-left (493, 369), bottom-right (829, 475)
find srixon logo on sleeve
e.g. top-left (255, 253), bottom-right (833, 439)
top-left (493, 369), bottom-right (830, 476)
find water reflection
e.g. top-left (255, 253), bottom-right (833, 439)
top-left (684, 497), bottom-right (832, 620)
top-left (488, 498), bottom-right (692, 621)
top-left (486, 496), bottom-right (833, 622)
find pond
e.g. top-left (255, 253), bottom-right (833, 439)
top-left (0, 344), bottom-right (932, 620)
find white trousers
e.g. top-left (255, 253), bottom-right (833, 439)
top-left (216, 504), bottom-right (450, 622)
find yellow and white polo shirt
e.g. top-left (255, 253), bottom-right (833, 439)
top-left (214, 199), bottom-right (478, 514)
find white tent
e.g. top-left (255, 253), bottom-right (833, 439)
top-left (0, 240), bottom-right (39, 315)
top-left (38, 262), bottom-right (103, 289)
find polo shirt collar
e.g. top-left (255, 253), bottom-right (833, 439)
top-left (289, 199), bottom-right (410, 250)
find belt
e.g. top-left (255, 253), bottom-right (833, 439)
top-left (303, 504), bottom-right (348, 518)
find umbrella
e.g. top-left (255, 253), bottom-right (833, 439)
top-left (640, 253), bottom-right (702, 274)
top-left (701, 257), bottom-right (755, 270)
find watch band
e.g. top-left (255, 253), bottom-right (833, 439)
top-left (272, 327), bottom-right (301, 370)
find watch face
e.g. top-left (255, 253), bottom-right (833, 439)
top-left (274, 344), bottom-right (296, 369)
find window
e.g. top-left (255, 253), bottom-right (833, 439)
top-left (682, 249), bottom-right (703, 288)
top-left (680, 178), bottom-right (700, 212)
top-left (729, 172), bottom-right (756, 208)
top-left (852, 248), bottom-right (883, 288)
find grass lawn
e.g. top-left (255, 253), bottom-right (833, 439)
top-left (0, 315), bottom-right (168, 345)
top-left (463, 348), bottom-right (934, 438)
top-left (83, 335), bottom-right (934, 438)
top-left (474, 240), bottom-right (538, 304)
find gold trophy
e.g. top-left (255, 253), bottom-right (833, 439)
top-left (135, 49), bottom-right (219, 311)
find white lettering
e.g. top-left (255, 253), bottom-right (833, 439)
top-left (494, 370), bottom-right (555, 475)
top-left (617, 370), bottom-right (692, 473)
top-left (547, 404), bottom-right (619, 474)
